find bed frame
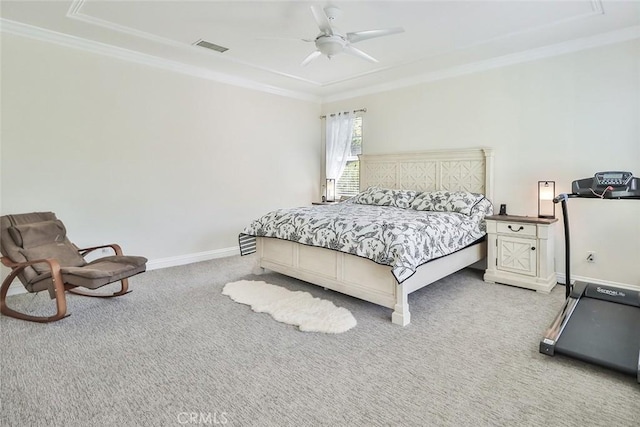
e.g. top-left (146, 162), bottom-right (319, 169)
top-left (255, 148), bottom-right (494, 325)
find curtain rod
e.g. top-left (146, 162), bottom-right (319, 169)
top-left (320, 108), bottom-right (367, 119)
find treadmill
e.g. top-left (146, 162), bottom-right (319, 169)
top-left (539, 172), bottom-right (640, 383)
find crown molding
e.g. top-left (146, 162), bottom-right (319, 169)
top-left (66, 0), bottom-right (323, 88)
top-left (318, 0), bottom-right (605, 90)
top-left (2, 16), bottom-right (637, 105)
top-left (321, 25), bottom-right (640, 104)
top-left (65, 0), bottom-right (608, 93)
top-left (0, 18), bottom-right (321, 103)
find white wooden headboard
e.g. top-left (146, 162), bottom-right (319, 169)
top-left (359, 148), bottom-right (494, 201)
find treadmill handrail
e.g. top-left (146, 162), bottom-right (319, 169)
top-left (554, 194), bottom-right (572, 299)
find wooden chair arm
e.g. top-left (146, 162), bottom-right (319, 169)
top-left (1, 256), bottom-right (64, 293)
top-left (1, 256), bottom-right (62, 274)
top-left (78, 244), bottom-right (123, 256)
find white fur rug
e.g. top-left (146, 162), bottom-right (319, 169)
top-left (222, 280), bottom-right (357, 333)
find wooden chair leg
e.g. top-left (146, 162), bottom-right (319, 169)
top-left (1, 265), bottom-right (69, 323)
top-left (67, 278), bottom-right (131, 298)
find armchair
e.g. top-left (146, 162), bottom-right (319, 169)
top-left (0, 212), bottom-right (147, 322)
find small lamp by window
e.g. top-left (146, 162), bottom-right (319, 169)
top-left (325, 179), bottom-right (336, 202)
top-left (538, 181), bottom-right (555, 218)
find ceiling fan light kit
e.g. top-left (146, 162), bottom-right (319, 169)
top-left (316, 36), bottom-right (346, 57)
top-left (302, 5), bottom-right (404, 66)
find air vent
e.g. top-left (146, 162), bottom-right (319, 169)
top-left (193, 39), bottom-right (228, 53)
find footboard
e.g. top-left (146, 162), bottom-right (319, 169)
top-left (256, 237), bottom-right (486, 326)
top-left (257, 237), bottom-right (398, 309)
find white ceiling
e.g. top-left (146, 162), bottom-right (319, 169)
top-left (1, 1), bottom-right (639, 102)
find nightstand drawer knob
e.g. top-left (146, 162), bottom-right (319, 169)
top-left (531, 247), bottom-right (536, 251)
top-left (508, 225), bottom-right (524, 232)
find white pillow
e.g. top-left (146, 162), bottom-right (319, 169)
top-left (411, 191), bottom-right (486, 215)
top-left (352, 187), bottom-right (418, 209)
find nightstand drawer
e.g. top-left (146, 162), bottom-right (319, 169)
top-left (496, 222), bottom-right (537, 237)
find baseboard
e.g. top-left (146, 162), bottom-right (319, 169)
top-left (556, 273), bottom-right (639, 292)
top-left (5, 246), bottom-right (241, 296)
top-left (146, 246), bottom-right (240, 270)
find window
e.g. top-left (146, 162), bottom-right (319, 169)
top-left (336, 116), bottom-right (362, 199)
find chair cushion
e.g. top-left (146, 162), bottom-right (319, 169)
top-left (1, 213), bottom-right (60, 287)
top-left (8, 220), bottom-right (67, 248)
top-left (61, 256), bottom-right (148, 289)
top-left (20, 243), bottom-right (87, 274)
top-left (9, 219), bottom-right (86, 275)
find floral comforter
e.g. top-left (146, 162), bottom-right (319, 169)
top-left (240, 199), bottom-right (491, 283)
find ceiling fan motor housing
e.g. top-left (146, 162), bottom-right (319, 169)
top-left (316, 35), bottom-right (346, 57)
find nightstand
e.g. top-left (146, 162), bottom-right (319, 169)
top-left (483, 215), bottom-right (558, 293)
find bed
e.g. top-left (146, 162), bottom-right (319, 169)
top-left (240, 148), bottom-right (494, 325)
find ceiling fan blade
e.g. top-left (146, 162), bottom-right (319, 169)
top-left (344, 45), bottom-right (378, 63)
top-left (310, 5), bottom-right (333, 36)
top-left (301, 50), bottom-right (323, 66)
top-left (347, 27), bottom-right (404, 44)
top-left (255, 36), bottom-right (314, 43)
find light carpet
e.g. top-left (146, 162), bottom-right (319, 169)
top-left (1, 255), bottom-right (638, 426)
top-left (222, 279), bottom-right (356, 333)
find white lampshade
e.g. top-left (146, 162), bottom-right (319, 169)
top-left (538, 181), bottom-right (555, 218)
top-left (326, 179), bottom-right (336, 202)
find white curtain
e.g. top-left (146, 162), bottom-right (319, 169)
top-left (325, 112), bottom-right (355, 180)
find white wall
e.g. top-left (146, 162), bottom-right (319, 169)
top-left (323, 40), bottom-right (640, 287)
top-left (1, 34), bottom-right (320, 269)
top-left (2, 33), bottom-right (639, 290)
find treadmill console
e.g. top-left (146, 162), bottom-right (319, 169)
top-left (572, 171), bottom-right (640, 198)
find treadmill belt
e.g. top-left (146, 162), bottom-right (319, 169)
top-left (555, 297), bottom-right (640, 376)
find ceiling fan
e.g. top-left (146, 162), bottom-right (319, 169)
top-left (301, 5), bottom-right (404, 66)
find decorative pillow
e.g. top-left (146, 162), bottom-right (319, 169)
top-left (470, 198), bottom-right (494, 233)
top-left (352, 187), bottom-right (418, 209)
top-left (20, 242), bottom-right (86, 274)
top-left (8, 220), bottom-right (67, 249)
top-left (410, 192), bottom-right (435, 212)
top-left (411, 191), bottom-right (486, 215)
top-left (470, 197), bottom-right (494, 218)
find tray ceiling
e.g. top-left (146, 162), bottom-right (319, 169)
top-left (1, 1), bottom-right (639, 102)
